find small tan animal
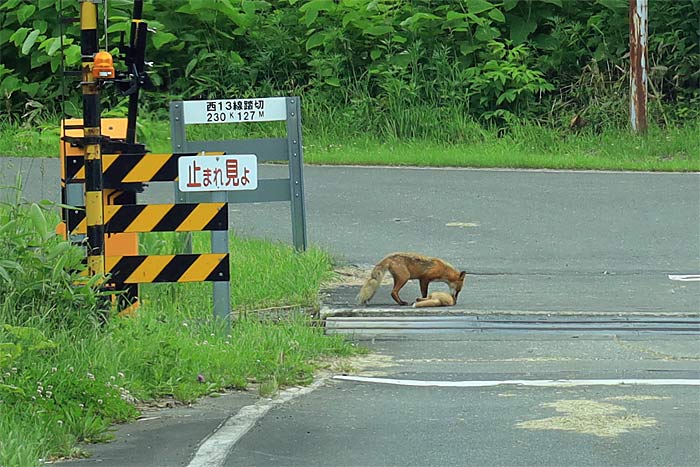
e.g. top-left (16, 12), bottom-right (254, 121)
top-left (412, 291), bottom-right (456, 308)
top-left (356, 252), bottom-right (467, 306)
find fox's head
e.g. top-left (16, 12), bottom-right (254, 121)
top-left (450, 271), bottom-right (468, 302)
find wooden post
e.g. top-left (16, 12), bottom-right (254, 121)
top-left (630, 0), bottom-right (648, 134)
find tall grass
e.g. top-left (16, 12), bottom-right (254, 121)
top-left (303, 119), bottom-right (700, 172)
top-left (2, 106), bottom-right (696, 172)
top-left (0, 201), bottom-right (356, 467)
top-left (138, 231), bottom-right (335, 312)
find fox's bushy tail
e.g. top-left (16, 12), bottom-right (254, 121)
top-left (356, 264), bottom-right (387, 305)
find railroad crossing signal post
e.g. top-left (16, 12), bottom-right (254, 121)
top-left (80, 0), bottom-right (105, 279)
top-left (67, 3), bottom-right (306, 324)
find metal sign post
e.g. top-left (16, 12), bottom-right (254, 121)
top-left (170, 96), bottom-right (307, 321)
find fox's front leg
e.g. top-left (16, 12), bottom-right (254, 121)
top-left (419, 279), bottom-right (430, 298)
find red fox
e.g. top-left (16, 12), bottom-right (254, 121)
top-left (413, 291), bottom-right (455, 308)
top-left (356, 253), bottom-right (467, 306)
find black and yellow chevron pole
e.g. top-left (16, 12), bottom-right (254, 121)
top-left (80, 0), bottom-right (105, 279)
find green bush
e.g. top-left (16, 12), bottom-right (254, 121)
top-left (0, 195), bottom-right (107, 331)
top-left (2, 0), bottom-right (697, 130)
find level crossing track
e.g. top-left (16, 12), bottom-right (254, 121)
top-left (325, 314), bottom-right (700, 335)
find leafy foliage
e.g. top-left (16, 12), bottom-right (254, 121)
top-left (0, 199), bottom-right (356, 467)
top-left (1, 0), bottom-right (698, 129)
top-left (0, 188), bottom-right (107, 330)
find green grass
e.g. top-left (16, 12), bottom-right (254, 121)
top-left (0, 202), bottom-right (358, 467)
top-left (2, 114), bottom-right (697, 172)
top-left (303, 122), bottom-right (700, 172)
top-left (138, 231), bottom-right (335, 312)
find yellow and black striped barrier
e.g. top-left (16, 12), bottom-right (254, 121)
top-left (105, 254), bottom-right (229, 283)
top-left (66, 1), bottom-right (232, 320)
top-left (64, 152), bottom-right (221, 185)
top-left (66, 202), bottom-right (227, 235)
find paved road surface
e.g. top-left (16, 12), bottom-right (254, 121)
top-left (228, 335), bottom-right (700, 467)
top-left (3, 158), bottom-right (699, 466)
top-left (63, 333), bottom-right (699, 467)
top-left (3, 158), bottom-right (698, 313)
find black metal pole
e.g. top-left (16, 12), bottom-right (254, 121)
top-left (126, 0), bottom-right (145, 144)
top-left (80, 0), bottom-right (105, 278)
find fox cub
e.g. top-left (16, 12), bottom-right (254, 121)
top-left (356, 252), bottom-right (467, 306)
top-left (412, 291), bottom-right (456, 308)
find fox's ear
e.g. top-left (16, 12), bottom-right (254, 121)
top-left (459, 271), bottom-right (467, 279)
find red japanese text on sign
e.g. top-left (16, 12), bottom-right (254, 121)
top-left (178, 154), bottom-right (258, 192)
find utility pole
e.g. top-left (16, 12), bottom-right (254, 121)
top-left (630, 0), bottom-right (648, 134)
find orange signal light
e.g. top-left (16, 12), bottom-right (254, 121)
top-left (93, 51), bottom-right (115, 79)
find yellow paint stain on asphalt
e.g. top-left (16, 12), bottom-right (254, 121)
top-left (320, 353), bottom-right (396, 378)
top-left (343, 353), bottom-right (396, 377)
top-left (516, 399), bottom-right (657, 438)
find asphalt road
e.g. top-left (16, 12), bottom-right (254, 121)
top-left (3, 158), bottom-right (699, 467)
top-left (5, 158), bottom-right (698, 313)
top-left (63, 333), bottom-right (700, 467)
top-left (229, 335), bottom-right (700, 467)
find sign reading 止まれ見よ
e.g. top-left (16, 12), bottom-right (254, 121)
top-left (178, 154), bottom-right (258, 192)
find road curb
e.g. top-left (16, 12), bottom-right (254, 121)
top-left (320, 306), bottom-right (700, 319)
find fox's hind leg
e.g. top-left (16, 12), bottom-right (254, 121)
top-left (390, 277), bottom-right (409, 305)
top-left (389, 266), bottom-right (411, 305)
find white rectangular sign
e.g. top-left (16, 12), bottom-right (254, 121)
top-left (181, 97), bottom-right (287, 124)
top-left (178, 154), bottom-right (258, 192)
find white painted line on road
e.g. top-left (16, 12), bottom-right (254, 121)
top-left (669, 274), bottom-right (700, 282)
top-left (187, 378), bottom-right (327, 467)
top-left (315, 163), bottom-right (700, 175)
top-left (333, 375), bottom-right (700, 387)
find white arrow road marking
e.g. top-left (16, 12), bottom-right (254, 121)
top-left (187, 378), bottom-right (327, 467)
top-left (668, 275), bottom-right (700, 282)
top-left (333, 375), bottom-right (700, 387)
